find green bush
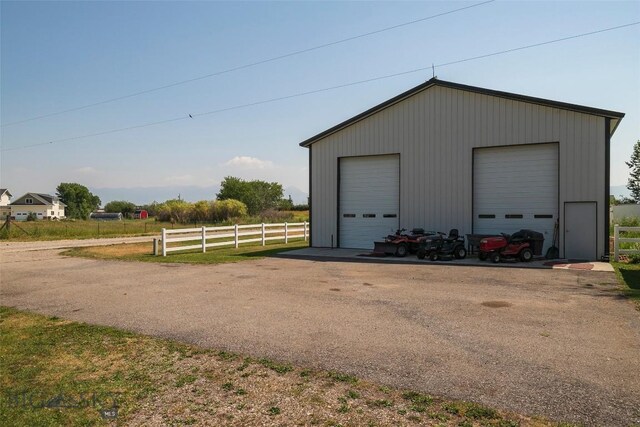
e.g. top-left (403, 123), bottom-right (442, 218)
top-left (210, 199), bottom-right (248, 222)
top-left (156, 199), bottom-right (193, 223)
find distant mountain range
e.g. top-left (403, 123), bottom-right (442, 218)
top-left (91, 185), bottom-right (308, 206)
top-left (611, 185), bottom-right (631, 198)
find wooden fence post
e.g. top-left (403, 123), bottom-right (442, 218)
top-left (304, 221), bottom-right (308, 241)
top-left (261, 223), bottom-right (266, 246)
top-left (234, 224), bottom-right (239, 249)
top-left (153, 238), bottom-right (159, 256)
top-left (161, 228), bottom-right (167, 257)
top-left (202, 226), bottom-right (206, 253)
top-left (285, 222), bottom-right (288, 244)
top-left (614, 224), bottom-right (620, 262)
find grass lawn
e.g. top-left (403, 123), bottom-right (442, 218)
top-left (0, 219), bottom-right (165, 241)
top-left (0, 211), bottom-right (308, 242)
top-left (611, 262), bottom-right (640, 310)
top-left (0, 306), bottom-right (558, 426)
top-left (63, 239), bottom-right (309, 264)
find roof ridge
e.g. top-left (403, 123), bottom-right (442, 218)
top-left (299, 79), bottom-right (624, 147)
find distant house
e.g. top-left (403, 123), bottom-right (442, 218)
top-left (9, 193), bottom-right (66, 221)
top-left (0, 189), bottom-right (12, 220)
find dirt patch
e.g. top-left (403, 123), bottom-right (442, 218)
top-left (362, 283), bottom-right (374, 287)
top-left (568, 264), bottom-right (594, 270)
top-left (481, 301), bottom-right (512, 308)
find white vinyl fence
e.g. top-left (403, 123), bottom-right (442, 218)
top-left (159, 222), bottom-right (308, 256)
top-left (613, 224), bottom-right (640, 261)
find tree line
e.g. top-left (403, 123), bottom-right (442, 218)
top-left (55, 177), bottom-right (308, 222)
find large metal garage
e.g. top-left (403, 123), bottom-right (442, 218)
top-left (300, 78), bottom-right (624, 260)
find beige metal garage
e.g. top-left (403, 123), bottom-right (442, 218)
top-left (300, 78), bottom-right (625, 260)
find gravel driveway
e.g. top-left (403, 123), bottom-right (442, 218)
top-left (1, 248), bottom-right (639, 425)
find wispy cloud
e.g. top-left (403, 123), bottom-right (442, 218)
top-left (223, 156), bottom-right (273, 169)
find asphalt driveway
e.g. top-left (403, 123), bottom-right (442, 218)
top-left (1, 248), bottom-right (639, 425)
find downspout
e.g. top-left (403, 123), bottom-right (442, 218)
top-left (604, 117), bottom-right (611, 259)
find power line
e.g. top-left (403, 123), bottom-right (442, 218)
top-left (435, 21), bottom-right (640, 68)
top-left (0, 0), bottom-right (495, 128)
top-left (2, 21), bottom-right (638, 153)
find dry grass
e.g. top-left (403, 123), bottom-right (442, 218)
top-left (0, 307), bottom-right (562, 426)
top-left (63, 239), bottom-right (309, 264)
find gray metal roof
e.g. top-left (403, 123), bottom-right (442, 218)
top-left (299, 78), bottom-right (625, 147)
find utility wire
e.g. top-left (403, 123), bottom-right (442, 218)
top-left (0, 0), bottom-right (495, 127)
top-left (2, 21), bottom-right (638, 153)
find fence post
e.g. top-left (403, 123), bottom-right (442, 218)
top-left (261, 223), bottom-right (266, 246)
top-left (202, 226), bottom-right (206, 253)
top-left (162, 228), bottom-right (167, 257)
top-left (614, 224), bottom-right (620, 262)
top-left (285, 222), bottom-right (288, 244)
top-left (153, 238), bottom-right (159, 256)
top-left (234, 224), bottom-right (239, 248)
top-left (304, 221), bottom-right (308, 241)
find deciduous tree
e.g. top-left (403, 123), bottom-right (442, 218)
top-left (56, 183), bottom-right (101, 219)
top-left (216, 177), bottom-right (283, 215)
top-left (626, 140), bottom-right (640, 203)
top-left (104, 200), bottom-right (136, 217)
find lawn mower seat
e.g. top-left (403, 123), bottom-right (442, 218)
top-left (447, 229), bottom-right (459, 240)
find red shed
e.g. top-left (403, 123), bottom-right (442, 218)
top-left (133, 209), bottom-right (148, 219)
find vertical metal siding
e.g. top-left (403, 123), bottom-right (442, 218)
top-left (310, 86), bottom-right (606, 258)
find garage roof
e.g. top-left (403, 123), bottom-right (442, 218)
top-left (299, 78), bottom-right (625, 147)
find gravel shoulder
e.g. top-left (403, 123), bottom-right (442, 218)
top-left (0, 235), bottom-right (154, 253)
top-left (1, 248), bottom-right (639, 425)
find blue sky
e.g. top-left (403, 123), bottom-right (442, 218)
top-left (1, 1), bottom-right (639, 204)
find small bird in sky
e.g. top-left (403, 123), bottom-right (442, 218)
top-left (189, 114), bottom-right (193, 118)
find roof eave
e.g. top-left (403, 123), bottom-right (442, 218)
top-left (299, 78), bottom-right (625, 147)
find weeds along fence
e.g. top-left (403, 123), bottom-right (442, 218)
top-left (613, 224), bottom-right (640, 261)
top-left (0, 219), bottom-right (167, 240)
top-left (160, 222), bottom-right (309, 256)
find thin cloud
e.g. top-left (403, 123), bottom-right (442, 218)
top-left (223, 156), bottom-right (274, 169)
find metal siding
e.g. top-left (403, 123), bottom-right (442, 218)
top-left (309, 86), bottom-right (605, 257)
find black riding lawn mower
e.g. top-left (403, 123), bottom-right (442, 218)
top-left (416, 229), bottom-right (467, 261)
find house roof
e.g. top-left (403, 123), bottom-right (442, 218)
top-left (0, 189), bottom-right (11, 198)
top-left (9, 192), bottom-right (66, 207)
top-left (299, 78), bottom-right (625, 147)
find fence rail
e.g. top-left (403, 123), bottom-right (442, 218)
top-left (613, 224), bottom-right (640, 261)
top-left (160, 222), bottom-right (308, 256)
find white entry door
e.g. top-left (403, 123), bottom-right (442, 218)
top-left (565, 202), bottom-right (597, 260)
top-left (339, 155), bottom-right (399, 249)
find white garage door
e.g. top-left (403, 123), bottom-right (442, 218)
top-left (473, 144), bottom-right (558, 252)
top-left (339, 155), bottom-right (399, 249)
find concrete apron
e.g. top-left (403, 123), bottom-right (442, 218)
top-left (282, 247), bottom-right (614, 272)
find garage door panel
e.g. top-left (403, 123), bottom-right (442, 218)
top-left (474, 144), bottom-right (558, 252)
top-left (339, 155), bottom-right (399, 249)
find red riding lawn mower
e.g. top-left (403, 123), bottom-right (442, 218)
top-left (479, 229), bottom-right (544, 263)
top-left (373, 228), bottom-right (435, 257)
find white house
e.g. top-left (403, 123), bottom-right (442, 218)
top-left (9, 193), bottom-right (66, 221)
top-left (300, 78), bottom-right (625, 260)
top-left (0, 189), bottom-right (12, 220)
